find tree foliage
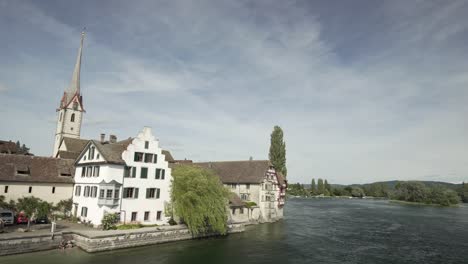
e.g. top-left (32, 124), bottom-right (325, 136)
top-left (269, 126), bottom-right (287, 177)
top-left (310, 179), bottom-right (316, 195)
top-left (171, 165), bottom-right (229, 236)
top-left (55, 199), bottom-right (73, 218)
top-left (393, 181), bottom-right (460, 206)
top-left (16, 196), bottom-right (40, 230)
top-left (317, 179), bottom-right (325, 195)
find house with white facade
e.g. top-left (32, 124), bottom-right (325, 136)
top-left (0, 154), bottom-right (75, 204)
top-left (192, 160), bottom-right (287, 223)
top-left (72, 127), bottom-right (172, 227)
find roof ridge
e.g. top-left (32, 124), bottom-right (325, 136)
top-left (194, 160), bottom-right (269, 163)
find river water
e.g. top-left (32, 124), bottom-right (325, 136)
top-left (2, 198), bottom-right (468, 264)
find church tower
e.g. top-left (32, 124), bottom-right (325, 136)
top-left (53, 31), bottom-right (86, 157)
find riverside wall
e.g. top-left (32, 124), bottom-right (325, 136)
top-left (0, 224), bottom-right (245, 256)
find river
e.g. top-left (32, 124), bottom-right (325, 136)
top-left (2, 198), bottom-right (468, 264)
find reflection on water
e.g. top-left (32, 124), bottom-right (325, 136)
top-left (2, 199), bottom-right (468, 264)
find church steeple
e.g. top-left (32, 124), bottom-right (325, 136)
top-left (53, 30), bottom-right (86, 157)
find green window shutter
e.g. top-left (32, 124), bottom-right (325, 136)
top-left (162, 169), bottom-right (165, 180)
top-left (135, 188), bottom-right (139, 198)
top-left (155, 169), bottom-right (160, 179)
top-left (146, 188), bottom-right (150, 198)
top-left (141, 167), bottom-right (148, 178)
top-left (132, 167), bottom-right (136, 178)
top-left (156, 188), bottom-right (160, 199)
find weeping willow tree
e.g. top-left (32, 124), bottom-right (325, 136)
top-left (171, 165), bottom-right (229, 236)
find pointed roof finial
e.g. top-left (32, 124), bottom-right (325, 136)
top-left (65, 29), bottom-right (85, 105)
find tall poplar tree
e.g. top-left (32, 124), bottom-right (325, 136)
top-left (269, 126), bottom-right (287, 177)
top-left (311, 179), bottom-right (316, 195)
top-left (317, 178), bottom-right (325, 195)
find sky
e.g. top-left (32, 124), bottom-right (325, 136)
top-left (1, 0), bottom-right (468, 185)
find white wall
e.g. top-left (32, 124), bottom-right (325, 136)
top-left (0, 182), bottom-right (73, 205)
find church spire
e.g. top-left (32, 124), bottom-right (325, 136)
top-left (67, 30), bottom-right (85, 99)
top-left (60, 30), bottom-right (85, 109)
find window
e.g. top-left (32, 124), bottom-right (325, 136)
top-left (106, 189), bottom-right (113, 199)
top-left (28, 186), bottom-right (32, 193)
top-left (141, 167), bottom-right (148, 178)
top-left (84, 155), bottom-right (87, 161)
top-left (71, 113), bottom-right (75, 122)
top-left (123, 188), bottom-right (139, 198)
top-left (230, 184), bottom-right (237, 189)
top-left (240, 193), bottom-right (248, 200)
top-left (232, 208), bottom-right (236, 215)
top-left (93, 166), bottom-right (100, 177)
top-left (99, 189), bottom-right (105, 199)
top-left (89, 146), bottom-right (95, 160)
top-left (131, 212), bottom-right (137, 222)
top-left (134, 152), bottom-right (143, 162)
top-left (96, 153), bottom-right (100, 159)
top-left (124, 166), bottom-right (131, 178)
top-left (153, 154), bottom-right (158, 163)
top-left (155, 169), bottom-right (165, 180)
top-left (146, 188), bottom-right (159, 199)
top-left (144, 153), bottom-right (153, 163)
top-left (81, 167), bottom-right (86, 177)
top-left (73, 102), bottom-right (78, 110)
top-left (144, 141), bottom-right (149, 149)
top-left (114, 189), bottom-right (120, 199)
top-left (59, 112), bottom-right (62, 121)
top-left (81, 207), bottom-right (88, 217)
top-left (52, 187), bottom-right (56, 194)
top-left (240, 208), bottom-right (244, 214)
top-left (246, 184), bottom-right (250, 190)
top-left (91, 186), bottom-right (98, 198)
top-left (4, 186), bottom-right (8, 193)
top-left (75, 186), bottom-right (81, 196)
top-left (156, 211), bottom-right (162, 221)
top-left (84, 186), bottom-right (90, 197)
top-left (144, 211), bottom-right (150, 221)
top-left (87, 166), bottom-right (92, 177)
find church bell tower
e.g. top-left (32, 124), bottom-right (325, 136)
top-left (53, 31), bottom-right (86, 157)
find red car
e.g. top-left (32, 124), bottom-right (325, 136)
top-left (16, 212), bottom-right (29, 224)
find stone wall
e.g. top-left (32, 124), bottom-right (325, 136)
top-left (0, 233), bottom-right (64, 256)
top-left (73, 224), bottom-right (245, 253)
top-left (0, 224), bottom-right (245, 256)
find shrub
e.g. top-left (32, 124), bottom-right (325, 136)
top-left (101, 213), bottom-right (119, 230)
top-left (245, 201), bottom-right (257, 208)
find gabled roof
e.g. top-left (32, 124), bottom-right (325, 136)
top-left (193, 160), bottom-right (272, 184)
top-left (162, 150), bottom-right (175, 163)
top-left (229, 193), bottom-right (245, 208)
top-left (0, 154), bottom-right (75, 184)
top-left (87, 140), bottom-right (133, 165)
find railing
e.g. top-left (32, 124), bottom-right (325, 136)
top-left (98, 198), bottom-right (120, 206)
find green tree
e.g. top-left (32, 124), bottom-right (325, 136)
top-left (317, 179), bottom-right (325, 195)
top-left (55, 199), bottom-right (73, 218)
top-left (171, 165), bottom-right (229, 236)
top-left (351, 187), bottom-right (365, 198)
top-left (310, 179), bottom-right (316, 195)
top-left (36, 201), bottom-right (53, 219)
top-left (16, 196), bottom-right (40, 230)
top-left (269, 126), bottom-right (287, 177)
top-left (324, 180), bottom-right (332, 194)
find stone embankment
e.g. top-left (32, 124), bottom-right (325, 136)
top-left (0, 224), bottom-right (244, 256)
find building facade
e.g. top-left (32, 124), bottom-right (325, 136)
top-left (72, 127), bottom-right (172, 227)
top-left (0, 154), bottom-right (75, 205)
top-left (193, 160), bottom-right (287, 223)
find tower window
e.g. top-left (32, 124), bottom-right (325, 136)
top-left (59, 112), bottom-right (62, 121)
top-left (71, 113), bottom-right (75, 122)
top-left (73, 102), bottom-right (78, 110)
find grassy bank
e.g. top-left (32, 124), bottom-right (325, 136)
top-left (389, 200), bottom-right (459, 207)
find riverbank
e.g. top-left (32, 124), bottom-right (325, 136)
top-left (0, 223), bottom-right (245, 256)
top-left (389, 200), bottom-right (459, 207)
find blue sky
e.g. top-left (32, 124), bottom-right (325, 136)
top-left (1, 0), bottom-right (467, 184)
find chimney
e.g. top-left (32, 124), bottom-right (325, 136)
top-left (109, 135), bottom-right (117, 144)
top-left (100, 133), bottom-right (105, 143)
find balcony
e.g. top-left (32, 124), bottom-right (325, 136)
top-left (98, 198), bottom-right (120, 207)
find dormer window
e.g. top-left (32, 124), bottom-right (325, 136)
top-left (71, 113), bottom-right (75, 122)
top-left (17, 165), bottom-right (30, 175)
top-left (88, 146), bottom-right (95, 160)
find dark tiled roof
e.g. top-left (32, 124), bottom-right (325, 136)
top-left (62, 137), bottom-right (89, 154)
top-left (0, 140), bottom-right (18, 154)
top-left (229, 193), bottom-right (245, 207)
top-left (0, 154), bottom-right (75, 184)
top-left (193, 160), bottom-right (272, 184)
top-left (57, 150), bottom-right (81, 160)
top-left (91, 140), bottom-right (132, 165)
top-left (162, 150), bottom-right (174, 163)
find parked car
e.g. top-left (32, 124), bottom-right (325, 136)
top-left (0, 209), bottom-right (14, 225)
top-left (34, 216), bottom-right (49, 224)
top-left (16, 212), bottom-right (29, 224)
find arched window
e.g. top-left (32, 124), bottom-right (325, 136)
top-left (59, 112), bottom-right (62, 121)
top-left (71, 113), bottom-right (75, 122)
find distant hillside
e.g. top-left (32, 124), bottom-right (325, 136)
top-left (300, 181), bottom-right (461, 190)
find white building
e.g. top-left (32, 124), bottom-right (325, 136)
top-left (0, 154), bottom-right (75, 205)
top-left (192, 160), bottom-right (287, 223)
top-left (72, 127), bottom-right (172, 227)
